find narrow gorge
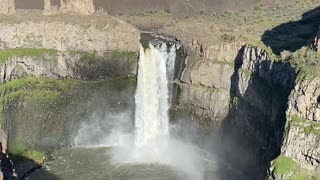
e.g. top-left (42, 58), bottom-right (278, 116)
top-left (0, 0), bottom-right (319, 180)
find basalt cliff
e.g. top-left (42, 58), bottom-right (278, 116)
top-left (0, 0), bottom-right (320, 179)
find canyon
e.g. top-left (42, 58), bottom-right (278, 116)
top-left (0, 0), bottom-right (319, 180)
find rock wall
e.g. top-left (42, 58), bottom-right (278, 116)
top-left (278, 28), bottom-right (320, 174)
top-left (179, 42), bottom-right (243, 128)
top-left (226, 45), bottom-right (295, 176)
top-left (44, 0), bottom-right (95, 15)
top-left (282, 77), bottom-right (320, 171)
top-left (0, 51), bottom-right (137, 84)
top-left (287, 78), bottom-right (320, 122)
top-left (179, 57), bottom-right (233, 128)
top-left (0, 21), bottom-right (140, 52)
top-left (179, 35), bottom-right (320, 177)
top-left (43, 0), bottom-right (59, 15)
top-left (178, 43), bottom-right (296, 176)
top-left (0, 0), bottom-right (15, 15)
top-left (191, 40), bottom-right (244, 61)
top-left (282, 125), bottom-right (320, 170)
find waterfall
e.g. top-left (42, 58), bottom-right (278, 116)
top-left (110, 41), bottom-right (205, 180)
top-left (134, 42), bottom-right (176, 147)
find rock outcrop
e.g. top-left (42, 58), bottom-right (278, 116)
top-left (0, 51), bottom-right (137, 84)
top-left (179, 42), bottom-right (244, 128)
top-left (43, 0), bottom-right (59, 15)
top-left (0, 0), bottom-right (15, 15)
top-left (179, 57), bottom-right (233, 128)
top-left (44, 0), bottom-right (95, 15)
top-left (287, 78), bottom-right (320, 122)
top-left (61, 0), bottom-right (95, 15)
top-left (191, 40), bottom-right (244, 62)
top-left (283, 125), bottom-right (320, 169)
top-left (313, 25), bottom-right (320, 51)
top-left (178, 43), bottom-right (296, 177)
top-left (281, 77), bottom-right (320, 171)
top-left (0, 21), bottom-right (140, 52)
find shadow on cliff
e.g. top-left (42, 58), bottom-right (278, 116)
top-left (215, 46), bottom-right (296, 179)
top-left (216, 6), bottom-right (320, 178)
top-left (262, 6), bottom-right (320, 55)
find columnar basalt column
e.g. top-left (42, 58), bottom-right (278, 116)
top-left (60, 0), bottom-right (95, 15)
top-left (0, 0), bottom-right (15, 15)
top-left (43, 0), bottom-right (59, 15)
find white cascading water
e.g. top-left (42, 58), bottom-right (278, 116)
top-left (74, 41), bottom-right (206, 180)
top-left (134, 42), bottom-right (176, 146)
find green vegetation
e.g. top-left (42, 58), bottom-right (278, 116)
top-left (290, 116), bottom-right (320, 136)
top-left (0, 48), bottom-right (58, 64)
top-left (1, 77), bottom-right (84, 163)
top-left (8, 139), bottom-right (46, 164)
top-left (272, 154), bottom-right (296, 175)
top-left (283, 47), bottom-right (320, 82)
top-left (0, 76), bottom-right (136, 165)
top-left (238, 68), bottom-right (252, 77)
top-left (111, 50), bottom-right (137, 59)
top-left (0, 77), bottom-right (80, 127)
top-left (69, 50), bottom-right (136, 62)
top-left (0, 77), bottom-right (77, 92)
top-left (271, 154), bottom-right (319, 180)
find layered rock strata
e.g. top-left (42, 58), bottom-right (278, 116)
top-left (0, 21), bottom-right (140, 52)
top-left (282, 77), bottom-right (320, 170)
top-left (178, 43), bottom-right (296, 177)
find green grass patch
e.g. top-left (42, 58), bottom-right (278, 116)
top-left (111, 51), bottom-right (137, 58)
top-left (0, 48), bottom-right (58, 64)
top-left (291, 116), bottom-right (306, 124)
top-left (283, 47), bottom-right (320, 82)
top-left (272, 154), bottom-right (296, 175)
top-left (290, 116), bottom-right (320, 136)
top-left (9, 140), bottom-right (47, 164)
top-left (21, 150), bottom-right (47, 164)
top-left (0, 77), bottom-right (81, 113)
top-left (271, 154), bottom-right (319, 180)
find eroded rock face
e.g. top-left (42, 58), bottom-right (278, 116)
top-left (179, 57), bottom-right (234, 126)
top-left (282, 77), bottom-right (320, 171)
top-left (178, 42), bottom-right (243, 127)
top-left (43, 0), bottom-right (59, 15)
top-left (61, 0), bottom-right (95, 15)
top-left (191, 40), bottom-right (244, 62)
top-left (44, 0), bottom-right (95, 15)
top-left (0, 21), bottom-right (140, 52)
top-left (0, 52), bottom-right (137, 84)
top-left (287, 78), bottom-right (320, 122)
top-left (0, 0), bottom-right (15, 15)
top-left (283, 126), bottom-right (320, 170)
top-left (178, 43), bottom-right (296, 177)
